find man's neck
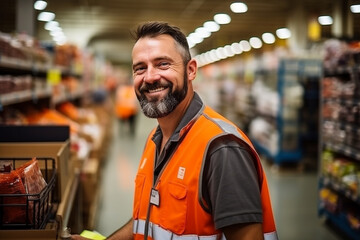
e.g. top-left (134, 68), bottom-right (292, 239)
top-left (157, 91), bottom-right (193, 152)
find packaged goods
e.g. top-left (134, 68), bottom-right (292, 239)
top-left (15, 158), bottom-right (47, 197)
top-left (0, 158), bottom-right (47, 226)
top-left (0, 171), bottom-right (27, 224)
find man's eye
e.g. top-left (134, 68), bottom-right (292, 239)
top-left (158, 62), bottom-right (170, 68)
top-left (134, 67), bottom-right (145, 74)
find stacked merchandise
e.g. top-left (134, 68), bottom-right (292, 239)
top-left (0, 32), bottom-right (52, 108)
top-left (319, 39), bottom-right (360, 239)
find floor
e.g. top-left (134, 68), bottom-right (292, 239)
top-left (95, 113), bottom-right (348, 240)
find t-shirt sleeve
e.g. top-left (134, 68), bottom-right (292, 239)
top-left (202, 134), bottom-right (263, 230)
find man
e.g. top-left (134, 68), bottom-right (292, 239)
top-left (73, 21), bottom-right (278, 240)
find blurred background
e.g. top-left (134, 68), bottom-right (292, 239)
top-left (1, 1), bottom-right (360, 240)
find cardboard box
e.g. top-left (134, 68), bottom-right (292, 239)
top-left (0, 141), bottom-right (71, 202)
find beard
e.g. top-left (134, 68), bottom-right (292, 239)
top-left (136, 75), bottom-right (188, 118)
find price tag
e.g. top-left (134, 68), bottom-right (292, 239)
top-left (47, 68), bottom-right (61, 85)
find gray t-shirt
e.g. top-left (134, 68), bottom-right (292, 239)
top-left (203, 134), bottom-right (262, 230)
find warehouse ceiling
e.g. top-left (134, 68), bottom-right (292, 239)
top-left (7, 0), bottom-right (360, 65)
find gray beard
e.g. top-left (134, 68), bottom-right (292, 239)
top-left (137, 76), bottom-right (188, 118)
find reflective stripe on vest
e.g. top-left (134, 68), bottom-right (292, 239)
top-left (133, 219), bottom-right (220, 240)
top-left (133, 219), bottom-right (279, 240)
top-left (265, 231), bottom-right (279, 240)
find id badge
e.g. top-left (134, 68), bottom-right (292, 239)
top-left (150, 188), bottom-right (160, 207)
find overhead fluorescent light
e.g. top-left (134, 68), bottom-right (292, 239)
top-left (45, 21), bottom-right (59, 30)
top-left (224, 45), bottom-right (235, 57)
top-left (350, 4), bottom-right (360, 13)
top-left (249, 37), bottom-right (262, 49)
top-left (239, 40), bottom-right (251, 52)
top-left (34, 0), bottom-right (47, 10)
top-left (230, 2), bottom-right (248, 13)
top-left (203, 21), bottom-right (220, 32)
top-left (37, 12), bottom-right (55, 21)
top-left (276, 28), bottom-right (291, 39)
top-left (195, 27), bottom-right (211, 38)
top-left (214, 13), bottom-right (231, 24)
top-left (262, 32), bottom-right (275, 44)
top-left (215, 47), bottom-right (227, 59)
top-left (318, 16), bottom-right (333, 25)
top-left (231, 42), bottom-right (243, 54)
top-left (188, 33), bottom-right (203, 44)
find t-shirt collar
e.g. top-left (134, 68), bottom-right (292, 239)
top-left (152, 92), bottom-right (204, 144)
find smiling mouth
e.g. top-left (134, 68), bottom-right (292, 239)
top-left (148, 87), bottom-right (166, 93)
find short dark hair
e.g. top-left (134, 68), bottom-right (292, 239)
top-left (134, 21), bottom-right (191, 64)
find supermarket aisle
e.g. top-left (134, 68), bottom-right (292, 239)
top-left (96, 113), bottom-right (345, 240)
top-left (96, 114), bottom-right (157, 236)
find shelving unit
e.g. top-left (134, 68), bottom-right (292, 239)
top-left (250, 58), bottom-right (322, 165)
top-left (318, 40), bottom-right (360, 240)
top-left (0, 33), bottom-right (115, 236)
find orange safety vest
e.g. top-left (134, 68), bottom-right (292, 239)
top-left (133, 106), bottom-right (278, 240)
top-left (115, 85), bottom-right (138, 119)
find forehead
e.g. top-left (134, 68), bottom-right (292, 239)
top-left (132, 35), bottom-right (182, 62)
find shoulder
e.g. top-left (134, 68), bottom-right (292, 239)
top-left (207, 134), bottom-right (253, 157)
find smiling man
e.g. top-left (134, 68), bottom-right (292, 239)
top-left (72, 21), bottom-right (278, 240)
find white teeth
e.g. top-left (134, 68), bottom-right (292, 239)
top-left (149, 87), bottom-right (165, 93)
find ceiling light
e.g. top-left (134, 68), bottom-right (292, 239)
top-left (318, 16), bottom-right (333, 25)
top-left (350, 4), bottom-right (360, 13)
top-left (230, 2), bottom-right (248, 13)
top-left (209, 50), bottom-right (219, 62)
top-left (214, 13), bottom-right (231, 25)
top-left (239, 40), bottom-right (251, 52)
top-left (195, 27), bottom-right (211, 38)
top-left (188, 33), bottom-right (203, 44)
top-left (262, 32), bottom-right (275, 44)
top-left (231, 42), bottom-right (243, 54)
top-left (276, 28), bottom-right (291, 39)
top-left (37, 12), bottom-right (55, 21)
top-left (45, 21), bottom-right (59, 30)
top-left (50, 31), bottom-right (64, 37)
top-left (187, 38), bottom-right (196, 48)
top-left (249, 37), bottom-right (262, 49)
top-left (34, 0), bottom-right (47, 10)
top-left (215, 47), bottom-right (227, 59)
top-left (203, 21), bottom-right (220, 32)
top-left (224, 45), bottom-right (235, 57)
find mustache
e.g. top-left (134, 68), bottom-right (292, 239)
top-left (139, 81), bottom-right (172, 92)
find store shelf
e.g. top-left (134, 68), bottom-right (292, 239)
top-left (321, 177), bottom-right (360, 204)
top-left (319, 209), bottom-right (360, 240)
top-left (324, 143), bottom-right (360, 162)
top-left (249, 58), bottom-right (322, 165)
top-left (0, 88), bottom-right (52, 107)
top-left (318, 39), bottom-right (360, 240)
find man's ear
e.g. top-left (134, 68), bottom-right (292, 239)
top-left (187, 59), bottom-right (197, 81)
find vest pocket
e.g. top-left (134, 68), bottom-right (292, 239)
top-left (160, 181), bottom-right (187, 234)
top-left (134, 174), bottom-right (146, 218)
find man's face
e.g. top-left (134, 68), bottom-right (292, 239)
top-left (132, 35), bottom-right (187, 118)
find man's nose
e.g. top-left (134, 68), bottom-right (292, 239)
top-left (143, 66), bottom-right (161, 83)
